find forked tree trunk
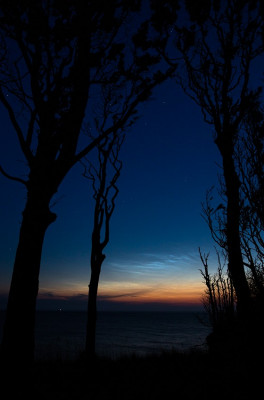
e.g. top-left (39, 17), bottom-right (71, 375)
top-left (1, 193), bottom-right (56, 365)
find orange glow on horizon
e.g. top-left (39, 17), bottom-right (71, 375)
top-left (38, 279), bottom-right (204, 307)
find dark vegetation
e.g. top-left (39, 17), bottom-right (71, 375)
top-left (2, 349), bottom-right (262, 400)
top-left (0, 0), bottom-right (174, 364)
top-left (1, 0), bottom-right (264, 393)
top-left (153, 0), bottom-right (264, 355)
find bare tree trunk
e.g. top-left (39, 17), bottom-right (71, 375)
top-left (1, 192), bottom-right (56, 365)
top-left (217, 136), bottom-right (251, 315)
top-left (85, 253), bottom-right (104, 359)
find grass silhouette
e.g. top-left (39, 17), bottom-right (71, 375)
top-left (2, 347), bottom-right (259, 400)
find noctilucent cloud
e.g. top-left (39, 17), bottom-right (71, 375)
top-left (0, 79), bottom-right (222, 311)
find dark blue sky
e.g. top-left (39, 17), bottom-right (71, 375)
top-left (0, 76), bottom-right (221, 311)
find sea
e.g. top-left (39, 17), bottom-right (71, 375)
top-left (0, 311), bottom-right (212, 360)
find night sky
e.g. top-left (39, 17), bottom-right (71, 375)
top-left (0, 75), bottom-right (221, 311)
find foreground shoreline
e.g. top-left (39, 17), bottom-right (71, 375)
top-left (2, 347), bottom-right (261, 399)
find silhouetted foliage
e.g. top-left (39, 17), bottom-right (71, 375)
top-left (199, 249), bottom-right (235, 330)
top-left (0, 0), bottom-right (175, 364)
top-left (151, 0), bottom-right (264, 351)
top-left (162, 0), bottom-right (264, 310)
top-left (200, 106), bottom-right (264, 351)
top-left (177, 0), bottom-right (264, 316)
top-left (237, 109), bottom-right (264, 300)
top-left (201, 106), bottom-right (264, 288)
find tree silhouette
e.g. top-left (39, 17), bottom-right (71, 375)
top-left (237, 108), bottom-right (264, 300)
top-left (82, 132), bottom-right (123, 359)
top-left (157, 0), bottom-right (264, 315)
top-left (0, 1), bottom-right (174, 364)
top-left (201, 104), bottom-right (264, 306)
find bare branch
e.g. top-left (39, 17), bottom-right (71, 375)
top-left (0, 165), bottom-right (28, 186)
top-left (0, 87), bottom-right (34, 165)
top-left (72, 67), bottom-right (175, 167)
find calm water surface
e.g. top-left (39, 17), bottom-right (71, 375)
top-left (0, 311), bottom-right (211, 360)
